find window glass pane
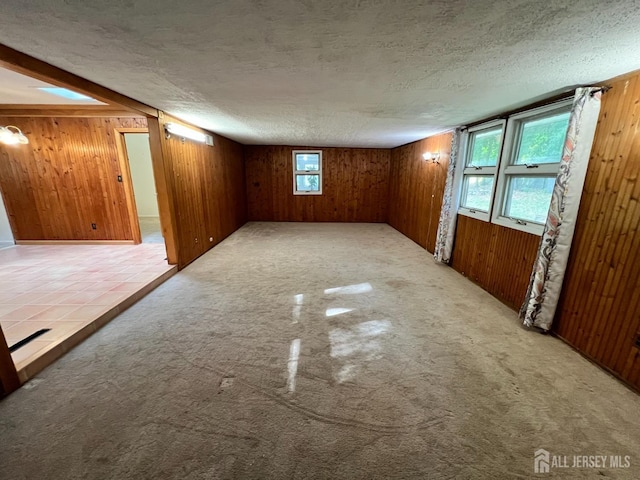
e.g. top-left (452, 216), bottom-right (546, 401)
top-left (504, 176), bottom-right (555, 224)
top-left (515, 111), bottom-right (570, 165)
top-left (295, 153), bottom-right (320, 171)
top-left (296, 174), bottom-right (320, 192)
top-left (461, 175), bottom-right (494, 212)
top-left (468, 127), bottom-right (502, 167)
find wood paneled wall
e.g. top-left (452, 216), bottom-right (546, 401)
top-left (553, 72), bottom-right (640, 390)
top-left (244, 146), bottom-right (390, 222)
top-left (388, 132), bottom-right (452, 252)
top-left (450, 215), bottom-right (540, 310)
top-left (0, 115), bottom-right (147, 240)
top-left (158, 114), bottom-right (246, 268)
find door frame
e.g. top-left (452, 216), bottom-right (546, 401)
top-left (113, 127), bottom-right (150, 244)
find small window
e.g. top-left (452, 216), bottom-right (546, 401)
top-left (293, 150), bottom-right (322, 195)
top-left (458, 121), bottom-right (505, 221)
top-left (492, 102), bottom-right (571, 235)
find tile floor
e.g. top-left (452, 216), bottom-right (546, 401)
top-left (139, 216), bottom-right (164, 244)
top-left (0, 243), bottom-right (175, 378)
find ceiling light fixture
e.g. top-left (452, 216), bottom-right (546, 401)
top-left (0, 125), bottom-right (29, 145)
top-left (164, 123), bottom-right (213, 146)
top-left (36, 87), bottom-right (97, 101)
top-left (422, 151), bottom-right (440, 163)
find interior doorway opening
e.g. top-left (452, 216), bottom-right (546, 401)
top-left (0, 186), bottom-right (13, 249)
top-left (125, 133), bottom-right (162, 244)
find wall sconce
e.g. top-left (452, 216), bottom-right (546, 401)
top-left (422, 151), bottom-right (440, 163)
top-left (164, 122), bottom-right (214, 146)
top-left (0, 125), bottom-right (29, 145)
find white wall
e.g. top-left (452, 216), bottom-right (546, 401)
top-left (124, 133), bottom-right (159, 217)
top-left (0, 188), bottom-right (15, 247)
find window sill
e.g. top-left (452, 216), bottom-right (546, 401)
top-left (293, 191), bottom-right (323, 196)
top-left (458, 208), bottom-right (491, 222)
top-left (456, 210), bottom-right (545, 236)
top-left (491, 215), bottom-right (544, 236)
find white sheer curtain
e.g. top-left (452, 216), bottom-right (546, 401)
top-left (520, 87), bottom-right (603, 330)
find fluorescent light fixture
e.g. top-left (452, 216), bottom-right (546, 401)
top-left (165, 123), bottom-right (213, 146)
top-left (0, 125), bottom-right (29, 145)
top-left (37, 87), bottom-right (96, 101)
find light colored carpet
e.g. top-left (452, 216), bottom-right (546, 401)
top-left (0, 222), bottom-right (638, 479)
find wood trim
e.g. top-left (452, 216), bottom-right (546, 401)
top-left (114, 128), bottom-right (145, 244)
top-left (0, 326), bottom-right (20, 396)
top-left (0, 44), bottom-right (157, 117)
top-left (15, 240), bottom-right (136, 245)
top-left (147, 117), bottom-right (179, 265)
top-left (0, 105), bottom-right (144, 118)
top-left (114, 127), bottom-right (150, 134)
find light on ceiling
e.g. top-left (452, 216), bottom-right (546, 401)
top-left (0, 125), bottom-right (29, 145)
top-left (36, 87), bottom-right (97, 102)
top-left (422, 151), bottom-right (440, 163)
top-left (164, 122), bottom-right (213, 146)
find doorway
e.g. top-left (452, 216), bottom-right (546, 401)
top-left (114, 128), bottom-right (164, 246)
top-left (0, 187), bottom-right (14, 249)
top-left (123, 132), bottom-right (163, 244)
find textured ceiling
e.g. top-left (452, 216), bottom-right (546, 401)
top-left (0, 66), bottom-right (105, 105)
top-left (1, 0), bottom-right (640, 147)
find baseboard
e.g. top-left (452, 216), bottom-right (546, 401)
top-left (16, 240), bottom-right (136, 245)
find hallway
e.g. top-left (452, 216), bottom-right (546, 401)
top-left (0, 223), bottom-right (638, 479)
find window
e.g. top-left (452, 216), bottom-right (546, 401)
top-left (293, 150), bottom-right (322, 195)
top-left (458, 120), bottom-right (505, 221)
top-left (493, 102), bottom-right (571, 234)
top-left (458, 99), bottom-right (572, 235)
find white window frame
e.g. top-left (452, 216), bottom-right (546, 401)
top-left (292, 150), bottom-right (323, 195)
top-left (492, 100), bottom-right (572, 235)
top-left (457, 119), bottom-right (506, 222)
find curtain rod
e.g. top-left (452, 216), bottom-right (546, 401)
top-left (461, 85), bottom-right (611, 131)
top-left (591, 85), bottom-right (612, 96)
